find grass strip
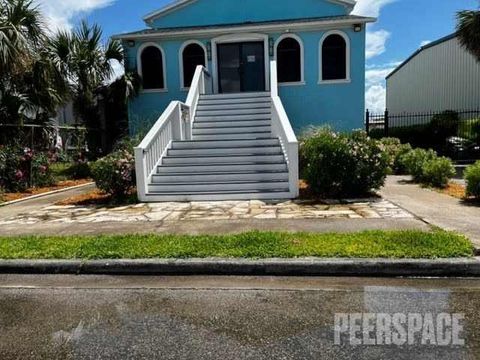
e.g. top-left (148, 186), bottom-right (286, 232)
top-left (0, 230), bottom-right (473, 260)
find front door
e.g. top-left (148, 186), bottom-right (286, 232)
top-left (217, 42), bottom-right (265, 93)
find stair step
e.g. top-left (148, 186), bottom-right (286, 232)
top-left (144, 190), bottom-right (292, 202)
top-left (157, 162), bottom-right (288, 173)
top-left (193, 132), bottom-right (272, 140)
top-left (196, 108), bottom-right (271, 116)
top-left (199, 92), bottom-right (270, 100)
top-left (198, 97), bottom-right (271, 106)
top-left (193, 125), bottom-right (271, 135)
top-left (148, 180), bottom-right (289, 192)
top-left (194, 119), bottom-right (271, 128)
top-left (168, 146), bottom-right (281, 156)
top-left (162, 154), bottom-right (284, 165)
top-left (152, 171), bottom-right (289, 183)
top-left (171, 138), bottom-right (279, 149)
top-left (196, 102), bottom-right (271, 111)
top-left (194, 114), bottom-right (271, 122)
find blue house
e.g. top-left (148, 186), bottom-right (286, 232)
top-left (113, 0), bottom-right (374, 202)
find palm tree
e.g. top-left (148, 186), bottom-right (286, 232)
top-left (49, 21), bottom-right (124, 129)
top-left (457, 9), bottom-right (480, 62)
top-left (0, 0), bottom-right (69, 125)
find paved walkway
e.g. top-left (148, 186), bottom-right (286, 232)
top-left (380, 176), bottom-right (480, 249)
top-left (0, 186), bottom-right (429, 236)
top-left (0, 198), bottom-right (413, 225)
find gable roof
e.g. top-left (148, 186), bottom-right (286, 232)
top-left (114, 15), bottom-right (373, 40)
top-left (143, 0), bottom-right (357, 23)
top-left (386, 33), bottom-right (457, 80)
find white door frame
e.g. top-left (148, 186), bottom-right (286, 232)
top-left (211, 33), bottom-right (270, 94)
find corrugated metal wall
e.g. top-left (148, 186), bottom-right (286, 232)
top-left (386, 36), bottom-right (480, 114)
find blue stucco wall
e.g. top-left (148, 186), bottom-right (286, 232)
top-left (126, 26), bottom-right (366, 135)
top-left (149, 0), bottom-right (347, 28)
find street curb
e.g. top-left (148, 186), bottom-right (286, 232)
top-left (0, 182), bottom-right (95, 207)
top-left (1, 257), bottom-right (480, 277)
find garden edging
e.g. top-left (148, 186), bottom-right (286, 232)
top-left (1, 257), bottom-right (480, 277)
top-left (0, 182), bottom-right (95, 207)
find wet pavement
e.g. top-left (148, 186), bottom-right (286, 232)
top-left (0, 275), bottom-right (479, 359)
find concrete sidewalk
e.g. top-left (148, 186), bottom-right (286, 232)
top-left (381, 176), bottom-right (480, 249)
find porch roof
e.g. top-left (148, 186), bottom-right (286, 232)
top-left (112, 15), bottom-right (374, 41)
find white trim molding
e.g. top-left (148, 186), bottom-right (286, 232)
top-left (179, 40), bottom-right (208, 91)
top-left (211, 33), bottom-right (270, 94)
top-left (274, 33), bottom-right (305, 86)
top-left (318, 30), bottom-right (351, 84)
top-left (137, 42), bottom-right (168, 92)
top-left (114, 18), bottom-right (375, 41)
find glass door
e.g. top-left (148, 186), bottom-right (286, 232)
top-left (217, 42), bottom-right (265, 93)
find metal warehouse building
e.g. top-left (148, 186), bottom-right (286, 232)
top-left (386, 34), bottom-right (480, 114)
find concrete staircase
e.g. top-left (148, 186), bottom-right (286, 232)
top-left (145, 92), bottom-right (292, 201)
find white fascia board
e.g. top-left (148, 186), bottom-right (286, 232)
top-left (114, 17), bottom-right (375, 41)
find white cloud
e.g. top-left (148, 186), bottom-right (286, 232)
top-left (353, 0), bottom-right (397, 18)
top-left (353, 0), bottom-right (396, 60)
top-left (366, 29), bottom-right (390, 59)
top-left (35, 0), bottom-right (115, 32)
top-left (364, 63), bottom-right (399, 113)
top-left (420, 40), bottom-right (432, 47)
top-left (366, 85), bottom-right (387, 113)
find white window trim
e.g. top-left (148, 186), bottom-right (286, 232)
top-left (179, 40), bottom-right (208, 91)
top-left (137, 42), bottom-right (168, 92)
top-left (211, 33), bottom-right (270, 94)
top-left (318, 30), bottom-right (351, 85)
top-left (274, 33), bottom-right (305, 86)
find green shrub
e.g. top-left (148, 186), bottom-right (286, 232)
top-left (458, 118), bottom-right (480, 141)
top-left (399, 148), bottom-right (437, 182)
top-left (421, 157), bottom-right (455, 188)
top-left (300, 128), bottom-right (389, 198)
top-left (377, 137), bottom-right (412, 174)
top-left (31, 152), bottom-right (55, 188)
top-left (90, 149), bottom-right (135, 198)
top-left (465, 161), bottom-right (480, 198)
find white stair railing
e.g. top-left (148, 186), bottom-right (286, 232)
top-left (270, 60), bottom-right (299, 198)
top-left (134, 65), bottom-right (211, 201)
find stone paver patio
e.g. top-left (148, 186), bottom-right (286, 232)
top-left (0, 198), bottom-right (414, 225)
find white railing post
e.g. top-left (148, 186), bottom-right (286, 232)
top-left (269, 60), bottom-right (299, 198)
top-left (270, 60), bottom-right (278, 97)
top-left (134, 147), bottom-right (148, 202)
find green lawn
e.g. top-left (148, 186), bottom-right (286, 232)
top-left (0, 230), bottom-right (473, 260)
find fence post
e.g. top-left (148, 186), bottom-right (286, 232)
top-left (384, 109), bottom-right (389, 137)
top-left (365, 109), bottom-right (370, 135)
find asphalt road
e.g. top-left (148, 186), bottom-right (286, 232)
top-left (0, 275), bottom-right (479, 359)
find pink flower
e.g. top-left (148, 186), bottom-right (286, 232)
top-left (15, 170), bottom-right (24, 180)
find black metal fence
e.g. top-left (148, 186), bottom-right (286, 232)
top-left (0, 123), bottom-right (106, 156)
top-left (366, 109), bottom-right (480, 162)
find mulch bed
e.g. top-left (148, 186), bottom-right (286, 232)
top-left (56, 189), bottom-right (137, 206)
top-left (1, 179), bottom-right (92, 203)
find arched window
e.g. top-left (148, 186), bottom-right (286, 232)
top-left (181, 42), bottom-right (206, 88)
top-left (139, 45), bottom-right (165, 90)
top-left (321, 32), bottom-right (349, 82)
top-left (276, 36), bottom-right (303, 83)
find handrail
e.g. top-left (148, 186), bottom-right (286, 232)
top-left (134, 65), bottom-right (211, 201)
top-left (270, 60), bottom-right (299, 197)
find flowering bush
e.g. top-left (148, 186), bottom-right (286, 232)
top-left (398, 148), bottom-right (438, 182)
top-left (421, 157), bottom-right (456, 188)
top-left (0, 145), bottom-right (54, 191)
top-left (300, 128), bottom-right (389, 197)
top-left (377, 137), bottom-right (413, 175)
top-left (90, 149), bottom-right (135, 198)
top-left (465, 161), bottom-right (480, 198)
